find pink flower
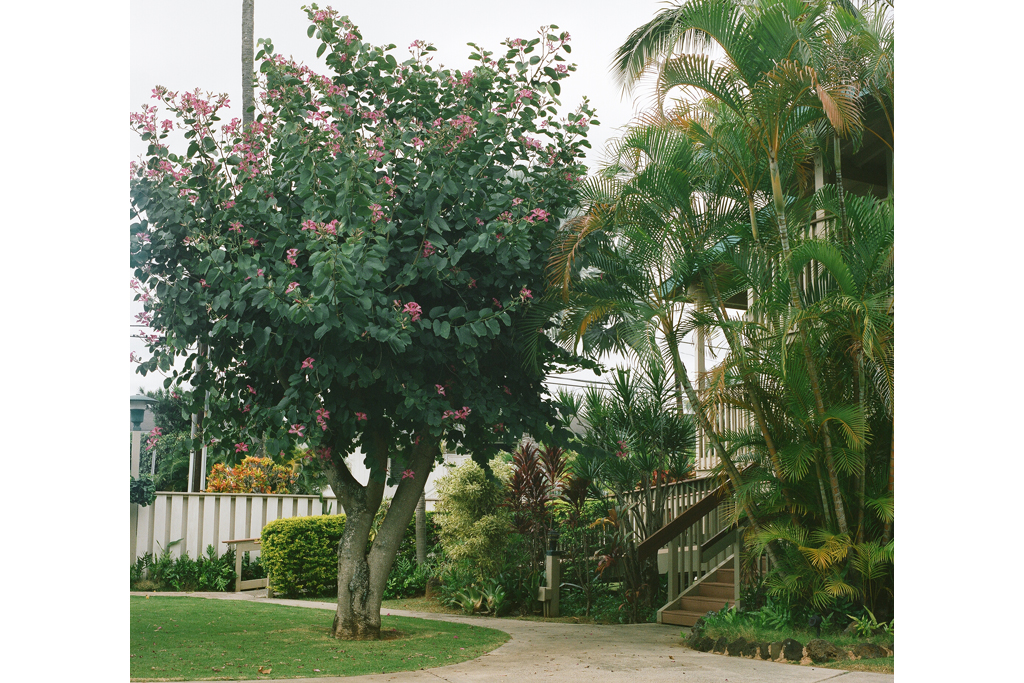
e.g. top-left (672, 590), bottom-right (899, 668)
top-left (316, 407), bottom-right (331, 431)
top-left (301, 357), bottom-right (315, 369)
top-left (401, 469), bottom-right (415, 480)
top-left (435, 384), bottom-right (446, 396)
top-left (422, 240), bottom-right (436, 257)
top-left (355, 412), bottom-right (368, 421)
top-left (199, 279), bottom-right (209, 288)
top-left (256, 269), bottom-right (264, 277)
top-left (130, 351), bottom-right (141, 363)
top-left (411, 137), bottom-right (425, 149)
top-left (370, 204), bottom-right (385, 223)
top-left (286, 248), bottom-right (299, 267)
top-left (285, 282), bottom-right (299, 295)
top-left (512, 197), bottom-right (523, 207)
top-left (247, 385), bottom-right (257, 395)
top-left (234, 443), bottom-right (249, 453)
top-left (476, 218), bottom-right (484, 226)
top-left (515, 89), bottom-right (534, 103)
top-left (492, 298), bottom-right (502, 309)
top-left (228, 221), bottom-right (242, 233)
top-left (223, 200), bottom-right (236, 209)
top-left (503, 385), bottom-right (511, 395)
top-left (249, 238), bottom-right (260, 247)
top-left (402, 301), bottom-right (422, 321)
top-left (135, 310), bottom-right (152, 325)
top-left (520, 287), bottom-right (533, 300)
top-left (288, 424), bottom-right (306, 437)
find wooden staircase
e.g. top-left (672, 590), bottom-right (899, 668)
top-left (660, 560), bottom-right (736, 626)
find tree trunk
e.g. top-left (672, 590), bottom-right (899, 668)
top-left (326, 429), bottom-right (438, 639)
top-left (241, 0), bottom-right (255, 128)
top-left (415, 490), bottom-right (427, 566)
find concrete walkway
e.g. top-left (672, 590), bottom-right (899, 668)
top-left (133, 591), bottom-right (894, 683)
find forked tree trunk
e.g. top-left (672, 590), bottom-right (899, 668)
top-left (326, 430), bottom-right (438, 639)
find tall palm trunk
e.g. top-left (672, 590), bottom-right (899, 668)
top-left (242, 0), bottom-right (255, 128)
top-left (769, 155), bottom-right (849, 535)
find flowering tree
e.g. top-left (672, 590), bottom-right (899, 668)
top-left (129, 5), bottom-right (594, 639)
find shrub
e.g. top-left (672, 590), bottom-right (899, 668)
top-left (130, 543), bottom-right (238, 592)
top-left (206, 456), bottom-right (298, 494)
top-left (435, 460), bottom-right (512, 578)
top-left (261, 515), bottom-right (346, 596)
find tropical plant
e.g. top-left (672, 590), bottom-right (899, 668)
top-left (545, 0), bottom-right (895, 619)
top-left (205, 456), bottom-right (298, 493)
top-left (130, 4), bottom-right (594, 639)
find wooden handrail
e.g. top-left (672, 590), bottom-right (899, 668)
top-left (635, 465), bottom-right (753, 562)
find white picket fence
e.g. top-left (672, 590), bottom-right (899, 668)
top-left (132, 491), bottom-right (338, 562)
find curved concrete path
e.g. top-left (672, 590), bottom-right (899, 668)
top-left (133, 591), bottom-right (894, 683)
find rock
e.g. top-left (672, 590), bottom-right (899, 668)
top-left (685, 632), bottom-right (712, 651)
top-left (758, 641), bottom-right (771, 659)
top-left (769, 641), bottom-right (784, 660)
top-left (807, 639), bottom-right (845, 663)
top-left (781, 638), bottom-right (803, 662)
top-left (727, 637), bottom-right (748, 656)
top-left (852, 643), bottom-right (888, 660)
top-left (843, 621), bottom-right (859, 635)
top-left (713, 636), bottom-right (728, 654)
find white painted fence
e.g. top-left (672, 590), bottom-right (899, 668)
top-left (133, 491), bottom-right (338, 562)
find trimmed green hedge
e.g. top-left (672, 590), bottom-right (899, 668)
top-left (261, 515), bottom-right (345, 597)
top-left (260, 511), bottom-right (442, 598)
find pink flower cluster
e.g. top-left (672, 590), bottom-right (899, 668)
top-left (403, 302), bottom-right (423, 321)
top-left (288, 424), bottom-right (306, 437)
top-left (228, 221), bottom-right (242, 233)
top-left (523, 208), bottom-right (551, 224)
top-left (144, 427), bottom-right (163, 450)
top-left (355, 412), bottom-right (368, 421)
top-left (285, 282), bottom-right (299, 295)
top-left (302, 219), bottom-right (339, 236)
top-left (286, 248), bottom-right (299, 266)
top-left (401, 469), bottom-right (416, 480)
top-left (235, 442), bottom-right (249, 454)
top-left (515, 89), bottom-right (534, 104)
top-left (520, 136), bottom-right (542, 150)
top-left (616, 440), bottom-right (629, 458)
top-left (316, 407), bottom-right (330, 431)
top-left (520, 287), bottom-right (533, 300)
top-left (301, 357), bottom-right (315, 369)
top-left (422, 241), bottom-right (436, 257)
top-left (435, 384), bottom-right (446, 396)
top-left (370, 204), bottom-right (386, 223)
top-left (442, 406), bottom-right (472, 420)
top-left (135, 311), bottom-right (153, 325)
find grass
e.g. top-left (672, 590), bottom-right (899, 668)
top-left (818, 657), bottom-right (894, 673)
top-left (130, 596), bottom-right (508, 681)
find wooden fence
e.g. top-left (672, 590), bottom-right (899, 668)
top-left (132, 491), bottom-right (337, 563)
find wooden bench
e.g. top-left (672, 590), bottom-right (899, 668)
top-left (223, 537), bottom-right (270, 593)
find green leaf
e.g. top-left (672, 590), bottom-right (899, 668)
top-left (317, 43), bottom-right (327, 58)
top-left (437, 321), bottom-right (451, 339)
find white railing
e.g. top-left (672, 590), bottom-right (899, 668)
top-left (132, 491), bottom-right (337, 562)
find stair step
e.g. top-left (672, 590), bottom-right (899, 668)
top-left (695, 581), bottom-right (735, 600)
top-left (678, 595), bottom-right (735, 613)
top-left (709, 568), bottom-right (734, 583)
top-left (661, 609), bottom-right (706, 627)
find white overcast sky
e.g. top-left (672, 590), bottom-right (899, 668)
top-left (128, 0), bottom-right (674, 395)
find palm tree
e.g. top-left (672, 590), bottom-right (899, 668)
top-left (612, 0), bottom-right (874, 534)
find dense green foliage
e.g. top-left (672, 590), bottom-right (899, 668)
top-left (433, 461), bottom-right (512, 577)
top-left (261, 515), bottom-right (347, 596)
top-left (551, 0), bottom-right (895, 619)
top-left (130, 543), bottom-right (265, 592)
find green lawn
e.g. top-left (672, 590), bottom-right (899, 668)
top-left (130, 596), bottom-right (509, 681)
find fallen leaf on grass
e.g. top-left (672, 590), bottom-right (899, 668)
top-left (257, 666), bottom-right (272, 674)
